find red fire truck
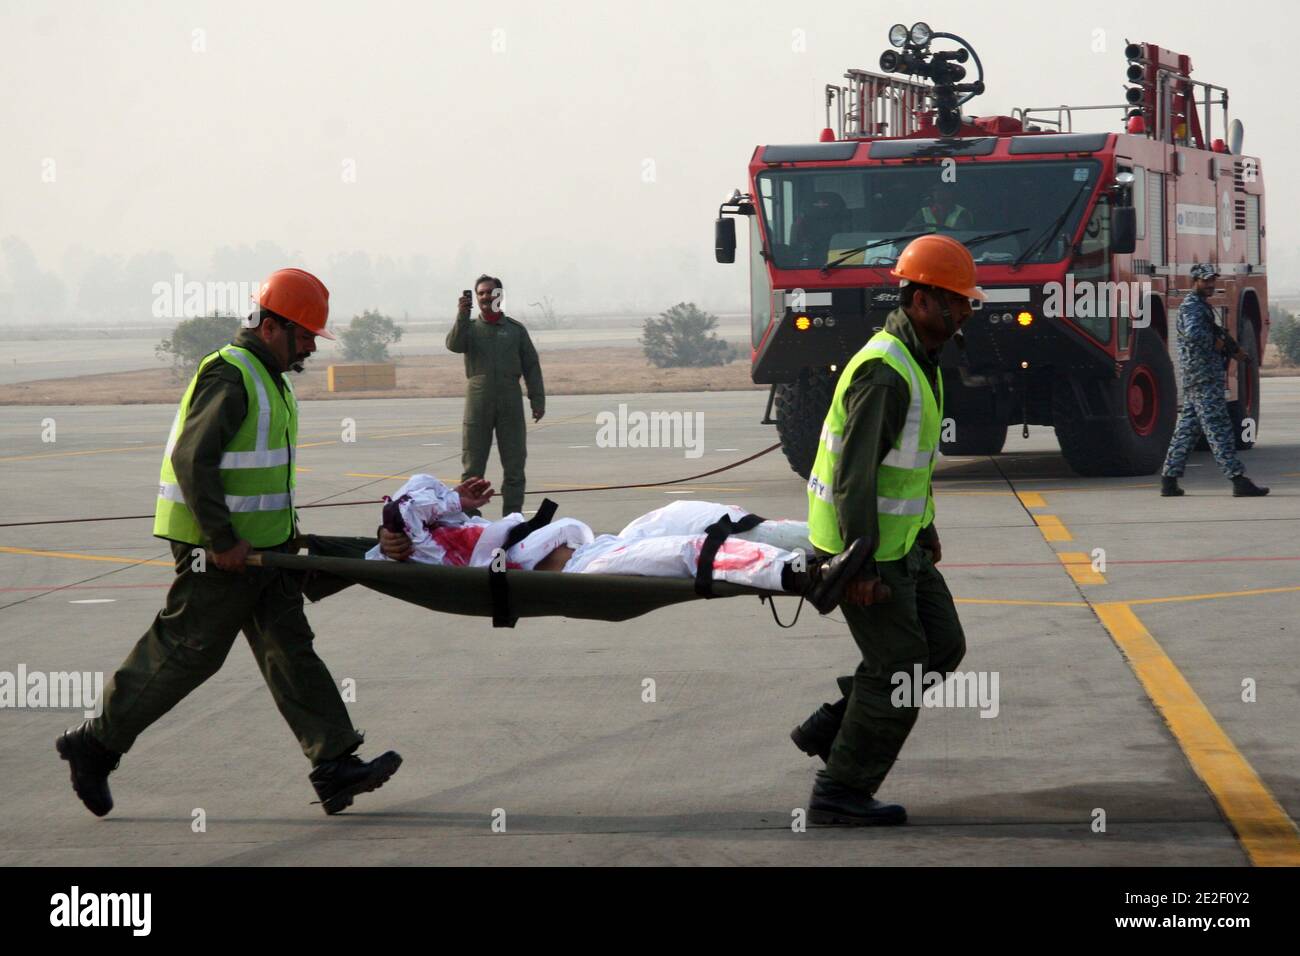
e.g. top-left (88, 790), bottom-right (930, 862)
top-left (715, 24), bottom-right (1267, 477)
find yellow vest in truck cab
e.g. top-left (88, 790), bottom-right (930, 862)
top-left (806, 330), bottom-right (942, 559)
top-left (153, 344), bottom-right (298, 547)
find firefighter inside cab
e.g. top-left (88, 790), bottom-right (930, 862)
top-left (905, 182), bottom-right (973, 233)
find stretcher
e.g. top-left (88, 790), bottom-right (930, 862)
top-left (249, 534), bottom-right (789, 628)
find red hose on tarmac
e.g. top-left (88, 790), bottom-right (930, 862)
top-left (0, 442), bottom-right (783, 530)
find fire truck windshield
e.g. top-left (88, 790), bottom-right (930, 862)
top-left (756, 159), bottom-right (1101, 271)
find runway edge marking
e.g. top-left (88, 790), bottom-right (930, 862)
top-left (1093, 602), bottom-right (1300, 867)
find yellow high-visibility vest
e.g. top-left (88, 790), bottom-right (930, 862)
top-left (153, 344), bottom-right (297, 547)
top-left (806, 329), bottom-right (942, 559)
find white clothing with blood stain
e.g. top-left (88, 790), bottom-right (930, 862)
top-left (367, 476), bottom-right (807, 589)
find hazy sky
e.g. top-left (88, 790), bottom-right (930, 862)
top-left (2, 0), bottom-right (1296, 323)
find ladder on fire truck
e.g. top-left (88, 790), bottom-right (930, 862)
top-left (824, 69), bottom-right (936, 139)
top-left (827, 43), bottom-right (1232, 151)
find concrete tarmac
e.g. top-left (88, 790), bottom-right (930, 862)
top-left (1, 382), bottom-right (1297, 865)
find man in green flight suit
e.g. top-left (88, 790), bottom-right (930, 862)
top-left (446, 274), bottom-right (545, 516)
top-left (56, 268), bottom-right (402, 818)
top-left (794, 234), bottom-right (982, 826)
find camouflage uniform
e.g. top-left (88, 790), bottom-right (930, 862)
top-left (1161, 288), bottom-right (1243, 479)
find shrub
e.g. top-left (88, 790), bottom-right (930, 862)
top-left (156, 313), bottom-right (240, 376)
top-left (340, 309), bottom-right (403, 362)
top-left (640, 302), bottom-right (734, 368)
top-left (1270, 310), bottom-right (1300, 366)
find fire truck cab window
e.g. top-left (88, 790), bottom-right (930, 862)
top-left (756, 160), bottom-right (1101, 271)
top-left (1071, 196), bottom-right (1114, 345)
top-left (748, 217), bottom-right (773, 347)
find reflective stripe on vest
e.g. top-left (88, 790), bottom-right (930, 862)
top-left (156, 483), bottom-right (293, 513)
top-left (153, 344), bottom-right (297, 547)
top-left (920, 205), bottom-right (968, 229)
top-left (805, 327), bottom-right (942, 560)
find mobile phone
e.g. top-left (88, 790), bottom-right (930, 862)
top-left (462, 289), bottom-right (471, 299)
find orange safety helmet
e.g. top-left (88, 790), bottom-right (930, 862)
top-left (258, 268), bottom-right (334, 340)
top-left (890, 234), bottom-right (986, 302)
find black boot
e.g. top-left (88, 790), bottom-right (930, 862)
top-left (790, 698), bottom-right (847, 762)
top-left (1160, 476), bottom-right (1184, 497)
top-left (309, 750), bottom-right (403, 815)
top-left (808, 538), bottom-right (872, 614)
top-left (1231, 474), bottom-right (1269, 497)
top-left (56, 721), bottom-right (121, 817)
top-left (808, 770), bottom-right (907, 826)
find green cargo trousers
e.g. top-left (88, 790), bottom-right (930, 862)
top-left (826, 542), bottom-right (966, 794)
top-left (461, 379), bottom-right (528, 516)
top-left (90, 540), bottom-right (363, 765)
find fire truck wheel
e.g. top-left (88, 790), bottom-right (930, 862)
top-left (1228, 319), bottom-right (1260, 450)
top-left (774, 368), bottom-right (837, 479)
top-left (1052, 330), bottom-right (1177, 476)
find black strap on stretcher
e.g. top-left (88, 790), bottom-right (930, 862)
top-left (489, 498), bottom-right (559, 628)
top-left (694, 512), bottom-right (765, 598)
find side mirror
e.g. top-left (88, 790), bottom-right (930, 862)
top-left (1111, 206), bottom-right (1137, 255)
top-left (715, 217), bottom-right (736, 264)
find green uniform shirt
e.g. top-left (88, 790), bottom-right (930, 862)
top-left (168, 330), bottom-right (294, 553)
top-left (445, 311), bottom-right (545, 414)
top-left (834, 308), bottom-right (939, 574)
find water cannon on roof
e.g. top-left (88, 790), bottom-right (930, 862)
top-left (877, 22), bottom-right (985, 137)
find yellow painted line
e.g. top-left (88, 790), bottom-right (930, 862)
top-left (0, 546), bottom-right (171, 567)
top-left (1094, 603), bottom-right (1300, 866)
top-left (955, 598), bottom-right (1088, 608)
top-left (1027, 483), bottom-right (1159, 494)
top-left (1017, 491), bottom-right (1047, 508)
top-left (1058, 551), bottom-right (1106, 585)
top-left (661, 484), bottom-right (750, 493)
top-left (1033, 514), bottom-right (1073, 541)
top-left (1127, 584), bottom-right (1300, 606)
top-left (0, 426), bottom-right (460, 461)
top-left (0, 444), bottom-right (164, 463)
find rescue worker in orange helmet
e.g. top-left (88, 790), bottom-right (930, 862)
top-left (57, 268), bottom-right (403, 818)
top-left (795, 234), bottom-right (982, 825)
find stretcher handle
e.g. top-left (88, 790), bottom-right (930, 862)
top-left (205, 536), bottom-right (311, 570)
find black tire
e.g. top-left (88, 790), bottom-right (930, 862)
top-left (774, 368), bottom-right (837, 479)
top-left (939, 372), bottom-right (1007, 456)
top-left (1229, 319), bottom-right (1260, 450)
top-left (1053, 329), bottom-right (1177, 476)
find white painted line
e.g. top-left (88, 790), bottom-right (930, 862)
top-left (568, 445), bottom-right (591, 449)
top-left (715, 448), bottom-right (739, 452)
top-left (421, 443), bottom-right (443, 446)
top-left (69, 599), bottom-right (116, 604)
